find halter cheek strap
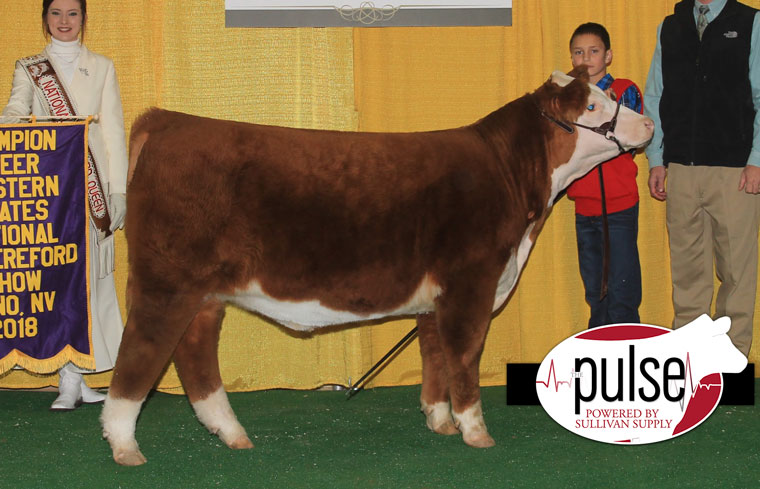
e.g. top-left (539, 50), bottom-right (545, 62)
top-left (538, 108), bottom-right (575, 134)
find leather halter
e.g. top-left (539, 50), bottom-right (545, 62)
top-left (539, 98), bottom-right (626, 154)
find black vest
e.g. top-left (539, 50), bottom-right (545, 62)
top-left (660, 0), bottom-right (757, 166)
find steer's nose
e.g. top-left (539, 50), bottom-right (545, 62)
top-left (643, 117), bottom-right (655, 134)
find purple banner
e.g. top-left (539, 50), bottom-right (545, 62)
top-left (0, 122), bottom-right (92, 373)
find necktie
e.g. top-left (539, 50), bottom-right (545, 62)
top-left (697, 5), bottom-right (710, 40)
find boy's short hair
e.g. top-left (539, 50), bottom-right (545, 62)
top-left (570, 22), bottom-right (611, 51)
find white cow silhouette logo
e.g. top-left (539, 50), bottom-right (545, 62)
top-left (666, 314), bottom-right (747, 380)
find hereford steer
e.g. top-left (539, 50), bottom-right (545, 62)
top-left (102, 71), bottom-right (653, 465)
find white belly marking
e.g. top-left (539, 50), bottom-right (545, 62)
top-left (493, 223), bottom-right (535, 311)
top-left (216, 274), bottom-right (441, 331)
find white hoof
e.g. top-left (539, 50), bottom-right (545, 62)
top-left (112, 440), bottom-right (147, 466)
top-left (101, 394), bottom-right (147, 465)
top-left (421, 400), bottom-right (459, 435)
top-left (192, 387), bottom-right (253, 449)
top-left (453, 401), bottom-right (495, 448)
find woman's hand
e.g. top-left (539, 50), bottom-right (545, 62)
top-left (109, 193), bottom-right (126, 231)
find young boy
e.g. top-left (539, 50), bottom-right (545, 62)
top-left (567, 22), bottom-right (643, 328)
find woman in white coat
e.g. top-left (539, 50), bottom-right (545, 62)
top-left (3, 0), bottom-right (128, 410)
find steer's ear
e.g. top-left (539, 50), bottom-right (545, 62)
top-left (567, 65), bottom-right (590, 84)
top-left (554, 77), bottom-right (590, 122)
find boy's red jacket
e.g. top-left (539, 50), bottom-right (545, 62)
top-left (567, 78), bottom-right (641, 217)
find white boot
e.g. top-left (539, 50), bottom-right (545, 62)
top-left (50, 366), bottom-right (82, 411)
top-left (80, 378), bottom-right (106, 403)
top-left (50, 365), bottom-right (106, 411)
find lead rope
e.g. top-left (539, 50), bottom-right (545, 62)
top-left (598, 164), bottom-right (609, 300)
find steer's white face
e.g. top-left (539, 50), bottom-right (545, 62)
top-left (548, 71), bottom-right (654, 203)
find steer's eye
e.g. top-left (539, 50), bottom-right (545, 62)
top-left (586, 104), bottom-right (595, 111)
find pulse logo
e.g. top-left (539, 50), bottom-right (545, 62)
top-left (535, 315), bottom-right (747, 444)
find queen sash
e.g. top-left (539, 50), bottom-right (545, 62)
top-left (19, 54), bottom-right (112, 244)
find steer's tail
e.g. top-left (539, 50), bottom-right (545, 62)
top-left (126, 108), bottom-right (166, 312)
top-left (128, 108), bottom-right (163, 186)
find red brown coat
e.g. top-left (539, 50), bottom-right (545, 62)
top-left (101, 71), bottom-right (653, 465)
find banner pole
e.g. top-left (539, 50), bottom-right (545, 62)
top-left (4, 114), bottom-right (98, 122)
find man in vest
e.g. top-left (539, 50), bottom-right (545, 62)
top-left (645, 0), bottom-right (760, 358)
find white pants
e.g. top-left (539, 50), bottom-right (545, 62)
top-left (69, 220), bottom-right (124, 373)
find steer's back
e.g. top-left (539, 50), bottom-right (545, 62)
top-left (127, 109), bottom-right (517, 320)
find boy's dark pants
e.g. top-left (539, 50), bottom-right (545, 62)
top-left (576, 203), bottom-right (642, 328)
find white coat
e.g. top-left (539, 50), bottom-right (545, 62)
top-left (2, 44), bottom-right (127, 372)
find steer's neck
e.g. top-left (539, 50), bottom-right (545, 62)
top-left (472, 96), bottom-right (552, 226)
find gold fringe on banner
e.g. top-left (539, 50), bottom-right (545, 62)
top-left (0, 346), bottom-right (94, 376)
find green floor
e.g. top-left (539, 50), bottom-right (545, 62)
top-left (0, 384), bottom-right (757, 489)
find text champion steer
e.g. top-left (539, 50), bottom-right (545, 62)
top-left (102, 71), bottom-right (653, 465)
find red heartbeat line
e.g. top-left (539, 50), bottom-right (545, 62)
top-left (679, 352), bottom-right (721, 410)
top-left (535, 359), bottom-right (575, 392)
top-left (535, 353), bottom-right (721, 405)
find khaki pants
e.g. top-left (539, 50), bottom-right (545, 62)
top-left (666, 163), bottom-right (759, 356)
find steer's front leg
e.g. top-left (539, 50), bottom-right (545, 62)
top-left (418, 313), bottom-right (458, 435)
top-left (434, 270), bottom-right (499, 448)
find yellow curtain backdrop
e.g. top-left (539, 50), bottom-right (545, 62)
top-left (1, 0), bottom-right (758, 392)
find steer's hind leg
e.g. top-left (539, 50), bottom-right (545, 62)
top-left (173, 298), bottom-right (252, 450)
top-left (417, 313), bottom-right (458, 435)
top-left (435, 271), bottom-right (499, 448)
top-left (102, 290), bottom-right (204, 466)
